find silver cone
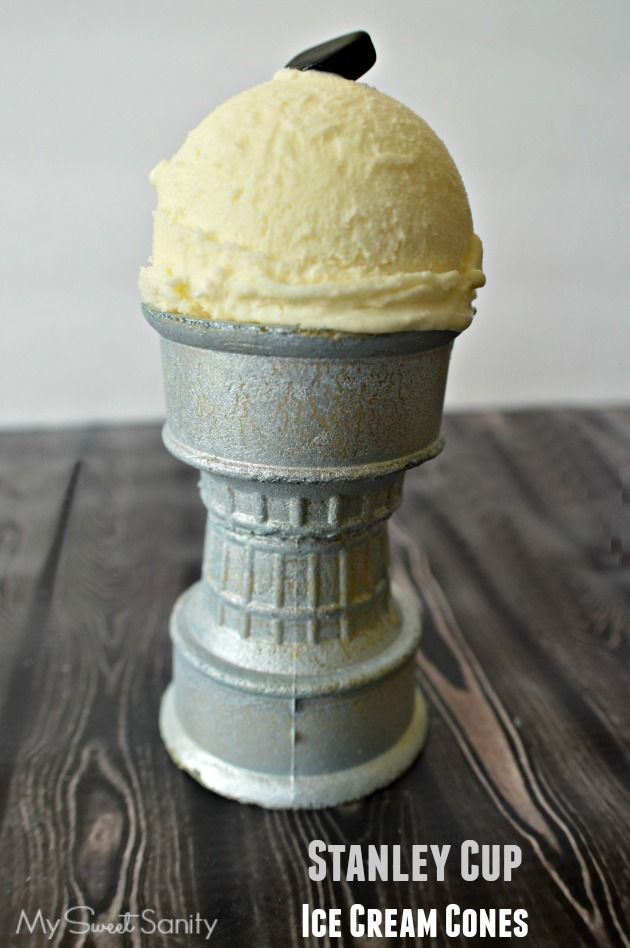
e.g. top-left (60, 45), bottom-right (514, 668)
top-left (144, 304), bottom-right (456, 808)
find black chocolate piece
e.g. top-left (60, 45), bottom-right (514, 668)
top-left (285, 31), bottom-right (376, 81)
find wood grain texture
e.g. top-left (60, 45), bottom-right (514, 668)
top-left (0, 410), bottom-right (628, 948)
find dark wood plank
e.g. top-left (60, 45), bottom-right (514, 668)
top-left (0, 410), bottom-right (628, 948)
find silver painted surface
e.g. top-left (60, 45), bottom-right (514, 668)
top-left (144, 305), bottom-right (454, 807)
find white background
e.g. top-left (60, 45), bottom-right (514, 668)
top-left (1, 0), bottom-right (628, 427)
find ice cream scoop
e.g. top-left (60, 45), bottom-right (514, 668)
top-left (139, 67), bottom-right (484, 333)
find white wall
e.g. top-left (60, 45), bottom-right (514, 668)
top-left (1, 0), bottom-right (628, 426)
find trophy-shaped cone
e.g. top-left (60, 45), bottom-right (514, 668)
top-left (144, 305), bottom-right (456, 808)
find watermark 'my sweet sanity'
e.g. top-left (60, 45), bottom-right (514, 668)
top-left (15, 906), bottom-right (218, 941)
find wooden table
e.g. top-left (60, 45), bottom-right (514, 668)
top-left (0, 410), bottom-right (628, 947)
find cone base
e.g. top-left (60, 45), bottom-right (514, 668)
top-left (160, 684), bottom-right (427, 809)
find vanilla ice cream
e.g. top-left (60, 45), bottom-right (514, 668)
top-left (139, 68), bottom-right (484, 333)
